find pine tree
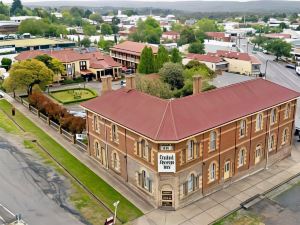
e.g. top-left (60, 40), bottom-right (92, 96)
top-left (155, 45), bottom-right (169, 72)
top-left (170, 48), bottom-right (182, 64)
top-left (11, 0), bottom-right (23, 15)
top-left (138, 47), bottom-right (155, 74)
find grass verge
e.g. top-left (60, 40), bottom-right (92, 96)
top-left (49, 88), bottom-right (97, 104)
top-left (0, 99), bottom-right (143, 222)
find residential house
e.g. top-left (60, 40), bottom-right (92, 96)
top-left (15, 48), bottom-right (122, 81)
top-left (110, 41), bottom-right (158, 72)
top-left (183, 53), bottom-right (229, 73)
top-left (82, 76), bottom-right (299, 209)
top-left (162, 31), bottom-right (180, 42)
top-left (205, 32), bottom-right (232, 42)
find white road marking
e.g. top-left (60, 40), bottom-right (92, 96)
top-left (0, 203), bottom-right (15, 217)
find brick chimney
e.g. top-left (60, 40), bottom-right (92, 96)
top-left (193, 75), bottom-right (202, 95)
top-left (101, 75), bottom-right (112, 95)
top-left (125, 75), bottom-right (136, 90)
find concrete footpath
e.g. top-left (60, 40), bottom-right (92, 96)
top-left (2, 94), bottom-right (154, 214)
top-left (4, 94), bottom-right (300, 225)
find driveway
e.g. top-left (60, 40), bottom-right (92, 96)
top-left (0, 131), bottom-right (85, 225)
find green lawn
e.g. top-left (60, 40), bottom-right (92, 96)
top-left (0, 100), bottom-right (143, 223)
top-left (50, 88), bottom-right (97, 104)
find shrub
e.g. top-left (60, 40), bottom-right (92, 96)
top-left (28, 92), bottom-right (85, 134)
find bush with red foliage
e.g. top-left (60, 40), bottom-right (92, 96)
top-left (28, 92), bottom-right (86, 134)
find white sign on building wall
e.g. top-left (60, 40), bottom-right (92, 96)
top-left (158, 153), bottom-right (176, 173)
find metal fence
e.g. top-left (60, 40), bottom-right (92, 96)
top-left (30, 106), bottom-right (38, 115)
top-left (50, 120), bottom-right (60, 131)
top-left (61, 128), bottom-right (74, 142)
top-left (75, 139), bottom-right (88, 152)
top-left (39, 113), bottom-right (48, 122)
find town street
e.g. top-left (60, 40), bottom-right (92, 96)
top-left (0, 131), bottom-right (85, 225)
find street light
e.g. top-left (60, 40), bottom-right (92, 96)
top-left (113, 200), bottom-right (120, 224)
top-left (264, 59), bottom-right (270, 80)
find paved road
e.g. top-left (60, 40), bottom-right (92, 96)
top-left (0, 132), bottom-right (86, 225)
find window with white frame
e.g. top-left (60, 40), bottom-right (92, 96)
top-left (285, 103), bottom-right (291, 119)
top-left (238, 148), bottom-right (246, 167)
top-left (270, 108), bottom-right (277, 125)
top-left (210, 131), bottom-right (217, 151)
top-left (256, 113), bottom-right (263, 131)
top-left (95, 141), bottom-right (100, 158)
top-left (138, 170), bottom-right (152, 193)
top-left (111, 124), bottom-right (118, 142)
top-left (209, 162), bottom-right (217, 182)
top-left (255, 144), bottom-right (262, 164)
top-left (93, 115), bottom-right (98, 131)
top-left (268, 134), bottom-right (275, 151)
top-left (282, 128), bottom-right (289, 145)
top-left (187, 140), bottom-right (194, 160)
top-left (240, 119), bottom-right (246, 137)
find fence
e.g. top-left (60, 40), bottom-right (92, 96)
top-left (16, 95), bottom-right (87, 152)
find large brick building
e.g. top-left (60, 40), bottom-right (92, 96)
top-left (81, 76), bottom-right (299, 210)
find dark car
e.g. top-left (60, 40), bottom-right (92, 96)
top-left (285, 64), bottom-right (296, 70)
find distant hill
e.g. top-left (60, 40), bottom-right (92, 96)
top-left (25, 1), bottom-right (300, 13)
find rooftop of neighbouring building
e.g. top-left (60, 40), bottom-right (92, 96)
top-left (110, 41), bottom-right (158, 56)
top-left (186, 53), bottom-right (225, 63)
top-left (81, 79), bottom-right (299, 142)
top-left (15, 48), bottom-right (121, 69)
top-left (208, 50), bottom-right (261, 64)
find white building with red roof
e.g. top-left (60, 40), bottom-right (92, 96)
top-left (162, 31), bottom-right (180, 42)
top-left (15, 49), bottom-right (122, 81)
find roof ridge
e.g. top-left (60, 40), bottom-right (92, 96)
top-left (154, 100), bottom-right (172, 140)
top-left (169, 101), bottom-right (178, 139)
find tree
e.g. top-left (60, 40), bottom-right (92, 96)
top-left (4, 59), bottom-right (53, 95)
top-left (129, 17), bottom-right (162, 44)
top-left (89, 13), bottom-right (103, 23)
top-left (0, 1), bottom-right (9, 16)
top-left (98, 38), bottom-right (114, 52)
top-left (265, 39), bottom-right (292, 60)
top-left (196, 18), bottom-right (219, 32)
top-left (170, 48), bottom-right (182, 64)
top-left (49, 58), bottom-right (65, 80)
top-left (155, 45), bottom-right (169, 72)
top-left (159, 62), bottom-right (184, 90)
top-left (1, 57), bottom-right (12, 70)
top-left (279, 22), bottom-right (288, 30)
top-left (101, 23), bottom-right (113, 35)
top-left (11, 0), bottom-right (23, 15)
top-left (178, 27), bottom-right (195, 46)
top-left (138, 47), bottom-right (155, 74)
top-left (136, 74), bottom-right (173, 99)
top-left (251, 35), bottom-right (268, 48)
top-left (83, 23), bottom-right (97, 36)
top-left (84, 9), bottom-right (93, 18)
top-left (80, 37), bottom-right (91, 47)
top-left (188, 42), bottom-right (205, 54)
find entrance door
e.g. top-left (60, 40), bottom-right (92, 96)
top-left (224, 161), bottom-right (230, 180)
top-left (161, 191), bottom-right (173, 207)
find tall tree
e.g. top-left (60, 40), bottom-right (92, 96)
top-left (188, 41), bottom-right (205, 54)
top-left (138, 47), bottom-right (155, 74)
top-left (265, 39), bottom-right (292, 60)
top-left (159, 62), bottom-right (184, 90)
top-left (10, 0), bottom-right (23, 15)
top-left (101, 23), bottom-right (113, 35)
top-left (170, 48), bottom-right (182, 64)
top-left (155, 45), bottom-right (169, 72)
top-left (4, 59), bottom-right (53, 95)
top-left (196, 18), bottom-right (219, 32)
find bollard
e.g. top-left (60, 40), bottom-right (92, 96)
top-left (12, 107), bottom-right (15, 116)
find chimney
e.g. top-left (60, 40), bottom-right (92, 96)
top-left (125, 75), bottom-right (136, 90)
top-left (193, 75), bottom-right (202, 95)
top-left (101, 75), bottom-right (112, 95)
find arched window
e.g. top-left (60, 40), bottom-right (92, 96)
top-left (187, 174), bottom-right (195, 193)
top-left (94, 141), bottom-right (100, 158)
top-left (240, 119), bottom-right (246, 137)
top-left (111, 124), bottom-right (118, 142)
top-left (270, 108), bottom-right (277, 125)
top-left (255, 144), bottom-right (262, 164)
top-left (285, 103), bottom-right (291, 119)
top-left (93, 115), bottom-right (98, 131)
top-left (282, 128), bottom-right (289, 145)
top-left (111, 152), bottom-right (120, 171)
top-left (238, 148), bottom-right (246, 167)
top-left (256, 113), bottom-right (263, 131)
top-left (187, 140), bottom-right (194, 160)
top-left (268, 134), bottom-right (275, 151)
top-left (210, 131), bottom-right (217, 151)
top-left (209, 162), bottom-right (217, 182)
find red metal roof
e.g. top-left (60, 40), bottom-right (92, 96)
top-left (186, 53), bottom-right (224, 63)
top-left (81, 79), bottom-right (299, 142)
top-left (110, 41), bottom-right (158, 56)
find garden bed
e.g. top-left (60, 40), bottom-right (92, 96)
top-left (49, 88), bottom-right (97, 104)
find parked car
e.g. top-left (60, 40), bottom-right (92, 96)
top-left (285, 64), bottom-right (296, 70)
top-left (120, 80), bottom-right (126, 87)
top-left (0, 93), bottom-right (4, 98)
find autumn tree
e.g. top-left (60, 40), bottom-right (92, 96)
top-left (4, 59), bottom-right (53, 95)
